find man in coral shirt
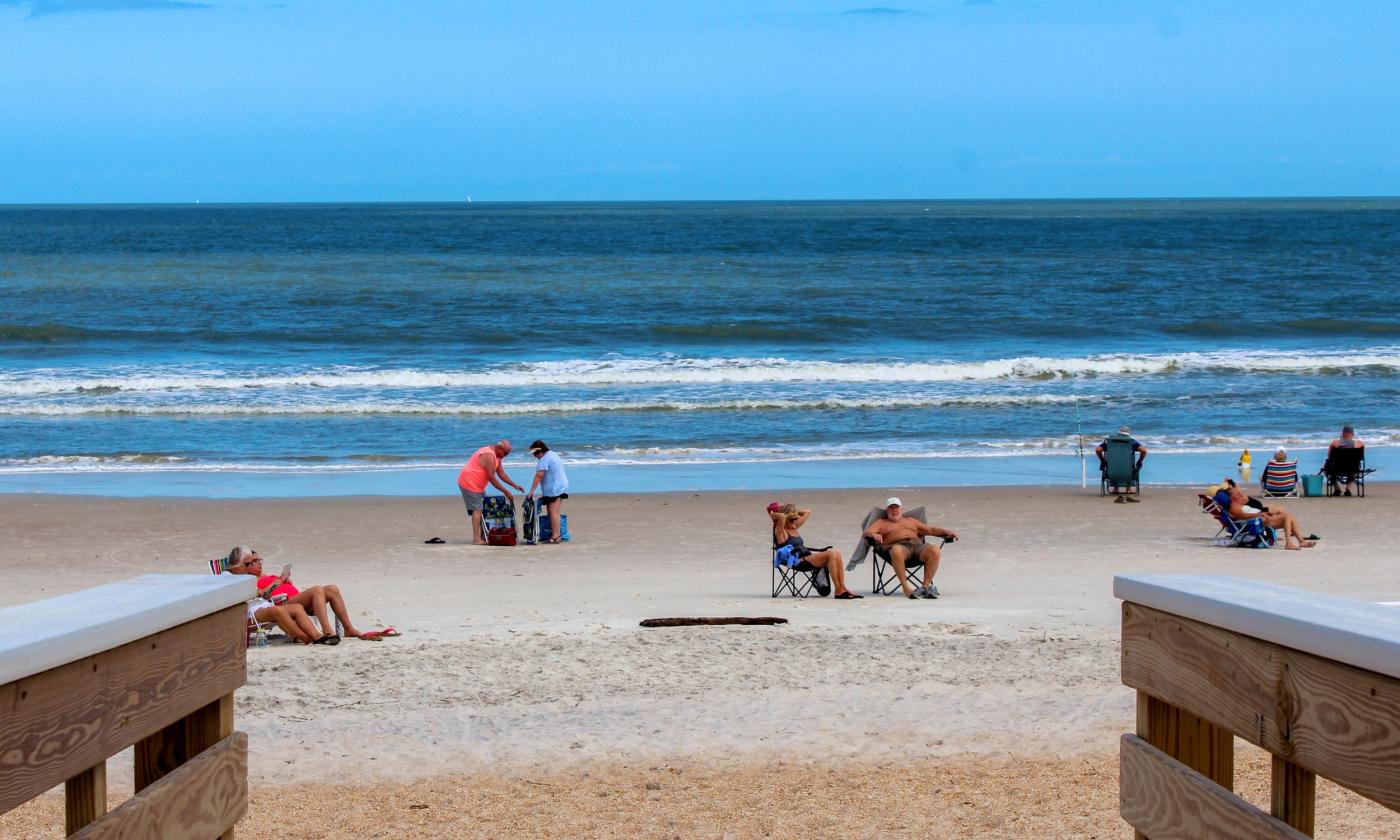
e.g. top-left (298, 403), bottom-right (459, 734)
top-left (457, 439), bottom-right (526, 544)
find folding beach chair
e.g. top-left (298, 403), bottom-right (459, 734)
top-left (770, 545), bottom-right (828, 598)
top-left (1322, 448), bottom-right (1375, 497)
top-left (1197, 493), bottom-right (1229, 539)
top-left (1201, 491), bottom-right (1275, 548)
top-left (1099, 433), bottom-right (1141, 497)
top-left (481, 494), bottom-right (518, 544)
top-left (845, 505), bottom-right (952, 595)
top-left (1259, 459), bottom-right (1300, 498)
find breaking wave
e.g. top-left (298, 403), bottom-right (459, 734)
top-left (3, 348), bottom-right (1399, 397)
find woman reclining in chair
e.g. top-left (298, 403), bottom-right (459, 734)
top-left (1224, 481), bottom-right (1319, 550)
top-left (226, 546), bottom-right (396, 642)
top-left (769, 503), bottom-right (862, 599)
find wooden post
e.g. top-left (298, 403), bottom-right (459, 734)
top-left (134, 717), bottom-right (188, 793)
top-left (1271, 756), bottom-right (1316, 837)
top-left (1136, 692), bottom-right (1233, 786)
top-left (1135, 690), bottom-right (1234, 839)
top-left (64, 762), bottom-right (106, 834)
top-left (187, 694), bottom-right (236, 840)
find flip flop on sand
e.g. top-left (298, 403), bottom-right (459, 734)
top-left (424, 537), bottom-right (446, 544)
top-left (835, 591), bottom-right (863, 600)
top-left (359, 626), bottom-right (401, 640)
top-left (313, 634), bottom-right (341, 646)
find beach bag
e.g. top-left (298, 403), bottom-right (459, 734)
top-left (487, 527), bottom-right (517, 546)
top-left (538, 513), bottom-right (570, 542)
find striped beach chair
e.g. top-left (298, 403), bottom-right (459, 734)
top-left (1260, 459), bottom-right (1300, 498)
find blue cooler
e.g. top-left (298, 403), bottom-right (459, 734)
top-left (1302, 474), bottom-right (1324, 497)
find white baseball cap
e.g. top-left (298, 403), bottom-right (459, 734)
top-left (884, 496), bottom-right (902, 508)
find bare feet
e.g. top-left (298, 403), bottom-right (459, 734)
top-left (1301, 539), bottom-right (1317, 548)
top-left (1285, 543), bottom-right (1301, 550)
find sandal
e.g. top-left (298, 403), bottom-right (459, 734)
top-left (313, 634), bottom-right (341, 646)
top-left (360, 626), bottom-right (401, 640)
top-left (424, 537), bottom-right (446, 544)
top-left (542, 537), bottom-right (563, 544)
top-left (835, 591), bottom-right (863, 600)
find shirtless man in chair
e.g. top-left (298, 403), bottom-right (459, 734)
top-left (862, 497), bottom-right (959, 600)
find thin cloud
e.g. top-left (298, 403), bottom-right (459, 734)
top-left (1, 0), bottom-right (212, 17)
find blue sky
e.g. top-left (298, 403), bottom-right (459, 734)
top-left (1, 1), bottom-right (1397, 202)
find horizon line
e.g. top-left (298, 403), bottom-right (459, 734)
top-left (3, 195), bottom-right (1400, 209)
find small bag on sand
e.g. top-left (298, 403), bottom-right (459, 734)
top-left (487, 527), bottom-right (517, 546)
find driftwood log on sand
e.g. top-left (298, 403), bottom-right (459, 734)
top-left (639, 617), bottom-right (788, 628)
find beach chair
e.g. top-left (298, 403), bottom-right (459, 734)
top-left (208, 557), bottom-right (283, 646)
top-left (845, 505), bottom-right (950, 595)
top-left (1201, 491), bottom-right (1275, 548)
top-left (1259, 459), bottom-right (1300, 498)
top-left (770, 546), bottom-right (827, 598)
top-left (1197, 493), bottom-right (1229, 539)
top-left (1321, 448), bottom-right (1375, 497)
top-left (481, 494), bottom-right (518, 544)
top-left (1099, 433), bottom-right (1141, 496)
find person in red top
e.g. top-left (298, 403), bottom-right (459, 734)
top-left (457, 439), bottom-right (526, 544)
top-left (226, 545), bottom-right (389, 642)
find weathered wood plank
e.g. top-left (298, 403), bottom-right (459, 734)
top-left (1271, 756), bottom-right (1316, 837)
top-left (1114, 573), bottom-right (1400, 680)
top-left (0, 605), bottom-right (246, 813)
top-left (71, 733), bottom-right (247, 840)
top-left (1122, 601), bottom-right (1400, 813)
top-left (136, 693), bottom-right (236, 793)
top-left (1136, 691), bottom-right (1233, 788)
top-left (64, 761), bottom-right (106, 834)
top-left (1120, 734), bottom-right (1308, 840)
top-left (0, 574), bottom-right (254, 685)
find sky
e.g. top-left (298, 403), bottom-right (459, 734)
top-left (0, 0), bottom-right (1397, 202)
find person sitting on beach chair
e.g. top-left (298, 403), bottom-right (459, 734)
top-left (861, 497), bottom-right (958, 599)
top-left (218, 556), bottom-right (331, 645)
top-left (225, 546), bottom-right (398, 642)
top-left (1259, 447), bottom-right (1299, 498)
top-left (1224, 481), bottom-right (1318, 550)
top-left (1096, 426), bottom-right (1146, 502)
top-left (1322, 425), bottom-right (1373, 497)
top-left (769, 503), bottom-right (861, 599)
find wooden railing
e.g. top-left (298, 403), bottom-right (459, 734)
top-left (1116, 573), bottom-right (1400, 839)
top-left (0, 573), bottom-right (255, 838)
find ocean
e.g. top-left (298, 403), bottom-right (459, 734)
top-left (2, 199), bottom-right (1397, 497)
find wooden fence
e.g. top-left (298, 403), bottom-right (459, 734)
top-left (0, 573), bottom-right (255, 838)
top-left (1116, 573), bottom-right (1400, 838)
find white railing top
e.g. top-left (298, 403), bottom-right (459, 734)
top-left (0, 573), bottom-right (254, 685)
top-left (1115, 573), bottom-right (1400, 681)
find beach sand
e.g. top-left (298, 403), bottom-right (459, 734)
top-left (2, 486), bottom-right (1399, 837)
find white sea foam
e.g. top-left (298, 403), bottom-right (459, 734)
top-left (2, 347), bottom-right (1398, 396)
top-left (0, 434), bottom-right (1386, 474)
top-left (0, 393), bottom-right (1097, 417)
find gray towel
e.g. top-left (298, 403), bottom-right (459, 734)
top-left (847, 505), bottom-right (927, 571)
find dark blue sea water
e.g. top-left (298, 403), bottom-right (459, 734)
top-left (2, 200), bottom-right (1398, 495)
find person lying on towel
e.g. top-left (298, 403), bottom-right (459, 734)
top-left (225, 545), bottom-right (399, 642)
